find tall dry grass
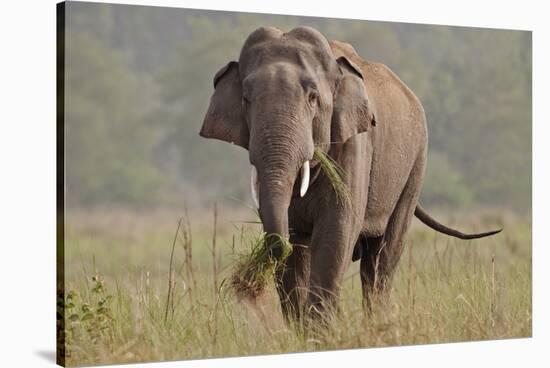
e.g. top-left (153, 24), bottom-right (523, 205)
top-left (61, 207), bottom-right (531, 366)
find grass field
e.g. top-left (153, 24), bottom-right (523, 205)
top-left (60, 207), bottom-right (531, 366)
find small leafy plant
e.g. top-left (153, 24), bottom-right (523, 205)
top-left (65, 274), bottom-right (114, 349)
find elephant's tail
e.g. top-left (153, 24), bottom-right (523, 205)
top-left (414, 204), bottom-right (502, 240)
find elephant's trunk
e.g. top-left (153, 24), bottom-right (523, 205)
top-left (249, 112), bottom-right (313, 258)
top-left (259, 187), bottom-right (291, 258)
top-left (250, 161), bottom-right (310, 209)
top-left (257, 165), bottom-right (295, 259)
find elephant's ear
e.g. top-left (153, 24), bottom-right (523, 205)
top-left (331, 56), bottom-right (376, 144)
top-left (200, 61), bottom-right (249, 149)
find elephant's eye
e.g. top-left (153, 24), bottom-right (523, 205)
top-left (307, 90), bottom-right (319, 107)
top-left (242, 95), bottom-right (250, 107)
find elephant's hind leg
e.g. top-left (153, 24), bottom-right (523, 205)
top-left (359, 235), bottom-right (384, 311)
top-left (275, 234), bottom-right (311, 322)
top-left (360, 154), bottom-right (425, 310)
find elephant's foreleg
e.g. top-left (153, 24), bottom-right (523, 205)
top-left (275, 233), bottom-right (311, 321)
top-left (305, 215), bottom-right (360, 322)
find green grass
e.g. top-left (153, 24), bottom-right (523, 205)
top-left (313, 148), bottom-right (351, 209)
top-left (61, 207), bottom-right (531, 366)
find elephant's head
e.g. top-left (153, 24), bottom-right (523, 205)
top-left (200, 26), bottom-right (376, 257)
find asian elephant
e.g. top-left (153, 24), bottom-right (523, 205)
top-left (199, 26), bottom-right (501, 321)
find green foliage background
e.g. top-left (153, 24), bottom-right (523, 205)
top-left (64, 2), bottom-right (531, 211)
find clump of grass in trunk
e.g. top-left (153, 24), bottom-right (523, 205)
top-left (313, 148), bottom-right (351, 209)
top-left (230, 232), bottom-right (292, 299)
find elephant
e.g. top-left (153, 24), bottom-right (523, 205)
top-left (199, 26), bottom-right (501, 321)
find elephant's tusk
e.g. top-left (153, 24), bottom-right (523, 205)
top-left (250, 165), bottom-right (260, 209)
top-left (300, 161), bottom-right (310, 197)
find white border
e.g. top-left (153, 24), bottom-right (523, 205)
top-left (0, 0), bottom-right (546, 367)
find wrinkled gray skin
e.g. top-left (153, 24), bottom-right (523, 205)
top-left (200, 26), bottom-right (500, 321)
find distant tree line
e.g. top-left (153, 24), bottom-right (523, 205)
top-left (64, 3), bottom-right (531, 211)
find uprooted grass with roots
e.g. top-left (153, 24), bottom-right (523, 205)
top-left (230, 232), bottom-right (292, 300)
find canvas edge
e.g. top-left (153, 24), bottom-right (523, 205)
top-left (56, 1), bottom-right (67, 367)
